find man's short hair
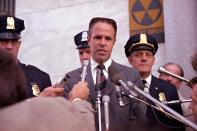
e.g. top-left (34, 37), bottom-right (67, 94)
top-left (163, 62), bottom-right (184, 77)
top-left (88, 17), bottom-right (117, 38)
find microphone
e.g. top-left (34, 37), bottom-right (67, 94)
top-left (158, 67), bottom-right (190, 83)
top-left (95, 69), bottom-right (101, 110)
top-left (126, 81), bottom-right (197, 130)
top-left (163, 99), bottom-right (192, 105)
top-left (96, 68), bottom-right (101, 91)
top-left (115, 85), bottom-right (125, 107)
top-left (108, 66), bottom-right (138, 98)
top-left (102, 95), bottom-right (110, 131)
top-left (81, 60), bottom-right (89, 83)
top-left (108, 66), bottom-right (125, 106)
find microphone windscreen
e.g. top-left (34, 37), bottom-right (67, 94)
top-left (102, 95), bottom-right (110, 103)
top-left (112, 74), bottom-right (125, 86)
top-left (82, 60), bottom-right (89, 66)
top-left (108, 66), bottom-right (119, 81)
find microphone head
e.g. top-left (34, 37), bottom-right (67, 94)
top-left (158, 66), bottom-right (166, 74)
top-left (108, 65), bottom-right (119, 81)
top-left (112, 74), bottom-right (125, 86)
top-left (102, 95), bottom-right (110, 103)
top-left (82, 60), bottom-right (89, 66)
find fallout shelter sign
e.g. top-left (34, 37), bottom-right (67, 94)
top-left (129, 0), bottom-right (165, 43)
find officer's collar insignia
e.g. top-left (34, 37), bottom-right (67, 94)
top-left (159, 92), bottom-right (166, 102)
top-left (6, 17), bottom-right (15, 30)
top-left (31, 83), bottom-right (40, 96)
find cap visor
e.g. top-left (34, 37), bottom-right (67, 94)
top-left (0, 32), bottom-right (21, 40)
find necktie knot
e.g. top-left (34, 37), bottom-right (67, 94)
top-left (142, 80), bottom-right (147, 85)
top-left (97, 64), bottom-right (105, 70)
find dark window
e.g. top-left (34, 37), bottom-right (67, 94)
top-left (0, 0), bottom-right (15, 16)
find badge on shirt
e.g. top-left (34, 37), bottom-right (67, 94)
top-left (31, 83), bottom-right (40, 96)
top-left (159, 92), bottom-right (166, 102)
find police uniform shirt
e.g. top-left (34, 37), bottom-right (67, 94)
top-left (19, 62), bottom-right (52, 98)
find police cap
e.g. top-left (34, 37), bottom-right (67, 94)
top-left (74, 31), bottom-right (89, 49)
top-left (0, 15), bottom-right (25, 40)
top-left (124, 33), bottom-right (158, 57)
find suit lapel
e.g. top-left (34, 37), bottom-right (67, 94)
top-left (103, 61), bottom-right (120, 96)
top-left (86, 65), bottom-right (96, 103)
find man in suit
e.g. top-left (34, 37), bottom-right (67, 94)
top-left (124, 33), bottom-right (185, 130)
top-left (64, 17), bottom-right (143, 130)
top-left (0, 15), bottom-right (64, 98)
top-left (74, 31), bottom-right (91, 65)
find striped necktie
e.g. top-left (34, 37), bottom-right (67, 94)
top-left (97, 64), bottom-right (107, 94)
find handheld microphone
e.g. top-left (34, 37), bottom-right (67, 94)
top-left (158, 67), bottom-right (190, 83)
top-left (108, 66), bottom-right (138, 98)
top-left (163, 99), bottom-right (192, 105)
top-left (81, 60), bottom-right (89, 83)
top-left (102, 95), bottom-right (110, 131)
top-left (96, 68), bottom-right (101, 91)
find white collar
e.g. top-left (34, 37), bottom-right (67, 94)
top-left (90, 58), bottom-right (112, 71)
top-left (143, 75), bottom-right (152, 88)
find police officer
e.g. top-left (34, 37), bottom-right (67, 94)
top-left (0, 15), bottom-right (53, 98)
top-left (74, 31), bottom-right (91, 65)
top-left (124, 33), bottom-right (185, 131)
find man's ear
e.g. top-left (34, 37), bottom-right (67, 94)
top-left (17, 40), bottom-right (21, 48)
top-left (128, 55), bottom-right (133, 66)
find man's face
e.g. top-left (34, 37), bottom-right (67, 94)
top-left (189, 85), bottom-right (197, 122)
top-left (159, 64), bottom-right (182, 90)
top-left (128, 50), bottom-right (155, 77)
top-left (0, 39), bottom-right (21, 60)
top-left (78, 47), bottom-right (91, 65)
top-left (88, 22), bottom-right (116, 64)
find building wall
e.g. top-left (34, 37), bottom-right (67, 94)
top-left (15, 0), bottom-right (197, 97)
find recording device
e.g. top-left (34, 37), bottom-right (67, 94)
top-left (163, 99), bottom-right (192, 105)
top-left (57, 75), bottom-right (69, 88)
top-left (81, 60), bottom-right (89, 83)
top-left (158, 67), bottom-right (190, 83)
top-left (102, 95), bottom-right (110, 131)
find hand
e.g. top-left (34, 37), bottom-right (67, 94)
top-left (68, 81), bottom-right (89, 101)
top-left (38, 83), bottom-right (64, 97)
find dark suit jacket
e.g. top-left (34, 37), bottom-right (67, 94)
top-left (19, 62), bottom-right (52, 98)
top-left (146, 75), bottom-right (185, 131)
top-left (64, 61), bottom-right (143, 130)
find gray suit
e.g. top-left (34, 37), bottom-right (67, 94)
top-left (0, 97), bottom-right (95, 131)
top-left (64, 61), bottom-right (142, 130)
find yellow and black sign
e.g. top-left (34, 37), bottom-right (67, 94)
top-left (129, 0), bottom-right (164, 43)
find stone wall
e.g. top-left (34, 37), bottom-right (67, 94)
top-left (15, 0), bottom-right (197, 97)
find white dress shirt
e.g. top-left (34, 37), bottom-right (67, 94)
top-left (90, 58), bottom-right (112, 84)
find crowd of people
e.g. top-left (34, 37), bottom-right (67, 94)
top-left (0, 14), bottom-right (197, 131)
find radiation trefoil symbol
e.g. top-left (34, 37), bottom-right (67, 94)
top-left (131, 0), bottom-right (162, 26)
